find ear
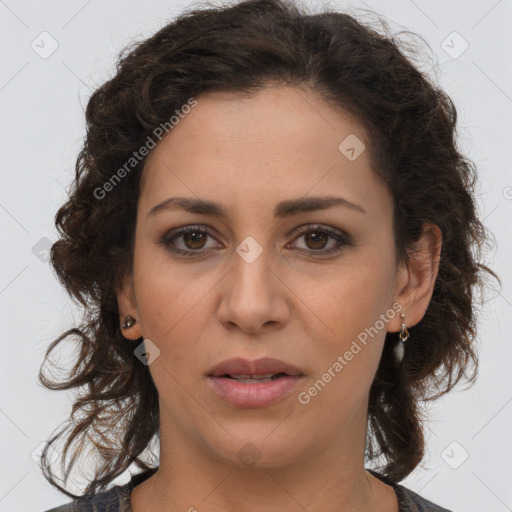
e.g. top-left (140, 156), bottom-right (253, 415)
top-left (388, 222), bottom-right (442, 332)
top-left (117, 273), bottom-right (143, 340)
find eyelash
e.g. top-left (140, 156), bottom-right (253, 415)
top-left (160, 224), bottom-right (351, 257)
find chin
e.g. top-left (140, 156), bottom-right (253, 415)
top-left (204, 428), bottom-right (305, 470)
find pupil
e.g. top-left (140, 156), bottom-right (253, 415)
top-left (184, 231), bottom-right (205, 249)
top-left (305, 232), bottom-right (327, 249)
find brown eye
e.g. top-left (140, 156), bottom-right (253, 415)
top-left (290, 225), bottom-right (351, 256)
top-left (182, 230), bottom-right (207, 250)
top-left (303, 231), bottom-right (329, 250)
top-left (161, 226), bottom-right (220, 255)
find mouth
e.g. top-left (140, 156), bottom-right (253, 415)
top-left (207, 356), bottom-right (304, 379)
top-left (215, 372), bottom-right (292, 383)
top-left (206, 357), bottom-right (305, 408)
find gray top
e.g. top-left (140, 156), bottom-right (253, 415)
top-left (43, 467), bottom-right (453, 512)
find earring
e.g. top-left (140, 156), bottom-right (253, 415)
top-left (121, 315), bottom-right (137, 330)
top-left (394, 313), bottom-right (409, 363)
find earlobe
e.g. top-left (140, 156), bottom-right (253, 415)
top-left (120, 314), bottom-right (142, 340)
top-left (117, 274), bottom-right (143, 340)
top-left (390, 222), bottom-right (442, 331)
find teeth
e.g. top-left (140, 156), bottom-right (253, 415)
top-left (234, 377), bottom-right (274, 383)
top-left (232, 373), bottom-right (275, 379)
top-left (224, 373), bottom-right (287, 383)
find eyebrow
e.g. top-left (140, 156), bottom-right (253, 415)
top-left (147, 195), bottom-right (366, 219)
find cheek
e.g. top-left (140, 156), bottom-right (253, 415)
top-left (296, 279), bottom-right (389, 428)
top-left (131, 256), bottom-right (211, 405)
top-left (132, 241), bottom-right (214, 340)
top-left (312, 255), bottom-right (395, 344)
top-left (296, 249), bottom-right (396, 397)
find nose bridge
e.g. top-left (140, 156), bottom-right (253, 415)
top-left (232, 234), bottom-right (275, 301)
top-left (217, 233), bottom-right (289, 331)
top-left (228, 199), bottom-right (287, 291)
top-left (229, 204), bottom-right (276, 276)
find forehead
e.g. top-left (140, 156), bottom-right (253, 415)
top-left (139, 86), bottom-right (388, 216)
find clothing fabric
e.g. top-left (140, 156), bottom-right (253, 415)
top-left (43, 467), bottom-right (453, 512)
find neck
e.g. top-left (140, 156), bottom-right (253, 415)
top-left (130, 401), bottom-right (398, 512)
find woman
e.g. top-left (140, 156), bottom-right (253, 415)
top-left (39, 0), bottom-right (498, 510)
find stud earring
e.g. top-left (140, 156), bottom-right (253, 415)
top-left (121, 315), bottom-right (137, 330)
top-left (394, 313), bottom-right (409, 364)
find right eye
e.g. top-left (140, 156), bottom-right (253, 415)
top-left (160, 225), bottom-right (222, 255)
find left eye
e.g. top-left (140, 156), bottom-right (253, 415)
top-left (160, 225), bottom-right (350, 256)
top-left (290, 226), bottom-right (349, 255)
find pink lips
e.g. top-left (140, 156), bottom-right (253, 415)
top-left (206, 357), bottom-right (305, 408)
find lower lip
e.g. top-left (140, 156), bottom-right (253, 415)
top-left (207, 375), bottom-right (304, 408)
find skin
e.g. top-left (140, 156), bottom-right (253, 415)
top-left (117, 85), bottom-right (442, 512)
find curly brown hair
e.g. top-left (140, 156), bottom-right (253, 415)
top-left (38, 0), bottom-right (499, 498)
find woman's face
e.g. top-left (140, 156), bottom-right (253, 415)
top-left (118, 86), bottom-right (411, 468)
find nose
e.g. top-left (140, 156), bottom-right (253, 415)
top-left (216, 246), bottom-right (291, 334)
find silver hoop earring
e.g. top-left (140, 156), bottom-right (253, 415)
top-left (394, 313), bottom-right (409, 364)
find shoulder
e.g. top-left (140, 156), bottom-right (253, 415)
top-left (41, 467), bottom-right (157, 512)
top-left (41, 484), bottom-right (130, 512)
top-left (395, 482), bottom-right (454, 512)
top-left (366, 469), bottom-right (453, 512)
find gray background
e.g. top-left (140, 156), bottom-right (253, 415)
top-left (1, 0), bottom-right (511, 511)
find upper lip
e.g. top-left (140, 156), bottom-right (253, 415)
top-left (207, 357), bottom-right (304, 378)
